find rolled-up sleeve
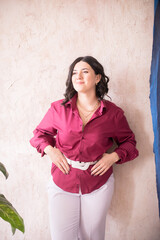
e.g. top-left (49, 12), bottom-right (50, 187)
top-left (30, 104), bottom-right (57, 157)
top-left (113, 109), bottom-right (139, 164)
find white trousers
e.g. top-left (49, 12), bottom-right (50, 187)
top-left (47, 174), bottom-right (114, 240)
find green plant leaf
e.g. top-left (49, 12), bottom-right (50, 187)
top-left (0, 194), bottom-right (25, 234)
top-left (11, 226), bottom-right (16, 235)
top-left (0, 162), bottom-right (9, 179)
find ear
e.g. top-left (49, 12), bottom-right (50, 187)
top-left (96, 74), bottom-right (101, 84)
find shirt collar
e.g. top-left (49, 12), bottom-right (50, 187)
top-left (65, 94), bottom-right (78, 111)
top-left (99, 99), bottom-right (106, 114)
top-left (65, 93), bottom-right (106, 114)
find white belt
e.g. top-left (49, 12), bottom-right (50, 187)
top-left (66, 157), bottom-right (98, 170)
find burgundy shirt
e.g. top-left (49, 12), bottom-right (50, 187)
top-left (30, 94), bottom-right (139, 194)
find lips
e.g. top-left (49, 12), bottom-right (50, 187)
top-left (76, 81), bottom-right (84, 84)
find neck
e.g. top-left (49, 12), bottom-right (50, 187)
top-left (77, 92), bottom-right (98, 108)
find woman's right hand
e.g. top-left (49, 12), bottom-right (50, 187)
top-left (44, 145), bottom-right (70, 174)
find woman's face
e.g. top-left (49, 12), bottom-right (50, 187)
top-left (72, 61), bottom-right (100, 95)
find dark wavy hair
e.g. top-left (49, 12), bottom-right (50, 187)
top-left (61, 56), bottom-right (109, 105)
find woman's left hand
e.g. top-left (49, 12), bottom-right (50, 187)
top-left (91, 152), bottom-right (119, 176)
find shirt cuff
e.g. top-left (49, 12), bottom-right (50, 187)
top-left (39, 142), bottom-right (51, 157)
top-left (114, 148), bottom-right (127, 164)
top-left (115, 147), bottom-right (139, 164)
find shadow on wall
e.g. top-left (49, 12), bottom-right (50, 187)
top-left (108, 106), bottom-right (154, 237)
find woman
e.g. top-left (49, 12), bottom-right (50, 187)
top-left (30, 56), bottom-right (139, 240)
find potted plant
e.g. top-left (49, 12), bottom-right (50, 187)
top-left (0, 162), bottom-right (25, 234)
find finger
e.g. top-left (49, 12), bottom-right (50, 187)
top-left (57, 162), bottom-right (66, 174)
top-left (93, 167), bottom-right (105, 176)
top-left (62, 157), bottom-right (70, 172)
top-left (99, 168), bottom-right (107, 176)
top-left (59, 160), bottom-right (70, 174)
top-left (91, 161), bottom-right (101, 172)
top-left (91, 164), bottom-right (102, 175)
top-left (97, 165), bottom-right (110, 176)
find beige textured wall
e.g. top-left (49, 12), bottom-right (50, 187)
top-left (0, 0), bottom-right (160, 239)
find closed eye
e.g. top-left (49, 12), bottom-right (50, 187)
top-left (72, 72), bottom-right (77, 75)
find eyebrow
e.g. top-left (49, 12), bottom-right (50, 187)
top-left (73, 68), bottom-right (89, 72)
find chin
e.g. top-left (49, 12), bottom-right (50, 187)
top-left (74, 86), bottom-right (86, 92)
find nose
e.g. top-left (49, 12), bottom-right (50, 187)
top-left (77, 71), bottom-right (82, 79)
